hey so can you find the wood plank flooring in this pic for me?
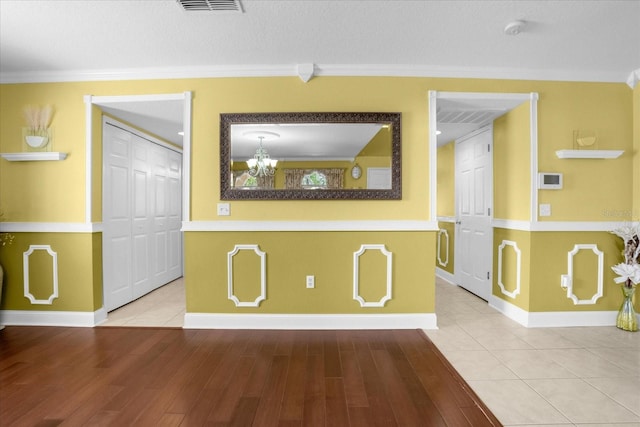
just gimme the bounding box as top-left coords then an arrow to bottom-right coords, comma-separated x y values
0,327 -> 501,426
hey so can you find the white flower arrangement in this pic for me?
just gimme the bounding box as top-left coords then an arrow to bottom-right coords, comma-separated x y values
611,222 -> 640,288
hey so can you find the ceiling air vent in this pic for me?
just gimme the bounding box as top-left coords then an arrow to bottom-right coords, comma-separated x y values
176,0 -> 243,12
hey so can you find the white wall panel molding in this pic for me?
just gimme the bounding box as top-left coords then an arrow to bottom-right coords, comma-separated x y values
0,308 -> 107,327
497,240 -> 521,299
353,245 -> 393,307
436,229 -> 449,267
0,222 -> 103,233
183,313 -> 437,330
23,245 -> 59,305
182,220 -> 437,232
1,64 -> 627,85
227,245 -> 266,307
492,219 -> 626,232
562,244 -> 604,305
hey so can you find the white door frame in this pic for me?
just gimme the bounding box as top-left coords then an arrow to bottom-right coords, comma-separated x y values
84,92 -> 192,312
428,91 -> 539,295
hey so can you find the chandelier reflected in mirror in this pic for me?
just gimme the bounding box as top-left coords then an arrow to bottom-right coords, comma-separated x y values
246,132 -> 279,177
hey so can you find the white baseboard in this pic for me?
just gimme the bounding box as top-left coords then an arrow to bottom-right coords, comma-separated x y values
489,296 -> 636,328
0,308 -> 107,327
435,267 -> 456,284
183,313 -> 438,330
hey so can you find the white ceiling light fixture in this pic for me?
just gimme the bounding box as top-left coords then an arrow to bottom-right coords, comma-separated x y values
246,132 -> 279,177
504,20 -> 526,36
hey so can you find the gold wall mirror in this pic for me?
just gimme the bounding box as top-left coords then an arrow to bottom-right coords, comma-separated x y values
220,112 -> 401,200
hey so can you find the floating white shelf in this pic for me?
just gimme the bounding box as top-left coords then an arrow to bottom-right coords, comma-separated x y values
555,150 -> 624,159
1,152 -> 68,162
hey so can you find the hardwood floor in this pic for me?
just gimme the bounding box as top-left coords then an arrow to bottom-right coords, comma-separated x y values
0,327 -> 501,426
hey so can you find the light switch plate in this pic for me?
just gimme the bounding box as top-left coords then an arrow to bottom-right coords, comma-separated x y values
217,203 -> 230,216
539,204 -> 551,217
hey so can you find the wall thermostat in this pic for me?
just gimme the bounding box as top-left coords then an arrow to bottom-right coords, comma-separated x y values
538,172 -> 563,190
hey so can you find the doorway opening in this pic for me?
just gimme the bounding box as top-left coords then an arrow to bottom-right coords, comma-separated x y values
87,92 -> 192,326
430,91 -> 537,301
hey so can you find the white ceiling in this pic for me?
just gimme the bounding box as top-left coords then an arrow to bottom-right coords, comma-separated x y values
1,0 -> 638,147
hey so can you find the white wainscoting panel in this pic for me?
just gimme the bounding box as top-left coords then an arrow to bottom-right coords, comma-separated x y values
497,240 -> 521,299
437,229 -> 449,267
23,245 -> 59,305
353,244 -> 393,307
563,244 -> 604,305
227,244 -> 266,307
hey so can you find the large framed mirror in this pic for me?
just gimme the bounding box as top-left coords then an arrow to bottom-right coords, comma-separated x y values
220,112 -> 401,200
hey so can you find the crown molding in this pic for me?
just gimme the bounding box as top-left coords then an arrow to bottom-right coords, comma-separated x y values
627,68 -> 640,89
0,64 -> 633,84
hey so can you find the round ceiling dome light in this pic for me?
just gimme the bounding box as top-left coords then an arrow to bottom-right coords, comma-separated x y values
504,20 -> 526,36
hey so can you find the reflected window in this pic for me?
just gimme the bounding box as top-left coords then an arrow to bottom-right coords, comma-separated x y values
302,171 -> 328,189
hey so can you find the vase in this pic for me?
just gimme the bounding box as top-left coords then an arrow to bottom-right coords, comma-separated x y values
616,285 -> 637,332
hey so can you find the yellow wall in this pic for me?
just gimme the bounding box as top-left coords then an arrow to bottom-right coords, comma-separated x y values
493,228 -> 531,311
0,233 -> 101,311
536,82 -> 633,221
0,76 -> 635,320
185,231 -> 434,313
494,102 -> 531,221
436,141 -> 455,217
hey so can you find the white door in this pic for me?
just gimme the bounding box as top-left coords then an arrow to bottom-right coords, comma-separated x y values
131,138 -> 152,300
103,120 -> 183,311
455,126 -> 493,301
103,124 -> 134,310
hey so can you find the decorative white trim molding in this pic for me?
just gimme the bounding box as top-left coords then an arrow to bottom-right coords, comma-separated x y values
428,91 -> 438,223
183,313 -> 438,330
437,216 -> 456,223
182,220 -> 438,232
0,222 -> 102,233
626,68 -> 640,89
562,244 -> 604,305
23,245 -> 59,305
0,308 -> 107,327
353,245 -> 393,307
0,63 -> 629,85
435,267 -> 455,284
227,245 -> 266,307
556,149 -> 624,159
497,240 -> 521,299
436,229 -> 449,267
1,152 -> 67,161
489,296 -> 630,328
492,219 -> 628,232
529,93 -> 540,223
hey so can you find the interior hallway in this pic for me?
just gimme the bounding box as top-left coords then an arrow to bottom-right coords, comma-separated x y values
101,276 -> 640,426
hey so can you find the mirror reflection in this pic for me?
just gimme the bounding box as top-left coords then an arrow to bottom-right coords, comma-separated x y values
220,112 -> 401,200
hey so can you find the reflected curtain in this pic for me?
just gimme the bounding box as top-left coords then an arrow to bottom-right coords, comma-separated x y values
284,169 -> 344,189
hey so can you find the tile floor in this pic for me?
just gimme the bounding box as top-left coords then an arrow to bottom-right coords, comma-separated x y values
100,276 -> 640,426
425,277 -> 640,427
100,277 -> 185,327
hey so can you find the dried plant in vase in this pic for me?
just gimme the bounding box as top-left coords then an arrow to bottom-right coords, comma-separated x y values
610,223 -> 640,331
23,104 -> 54,149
